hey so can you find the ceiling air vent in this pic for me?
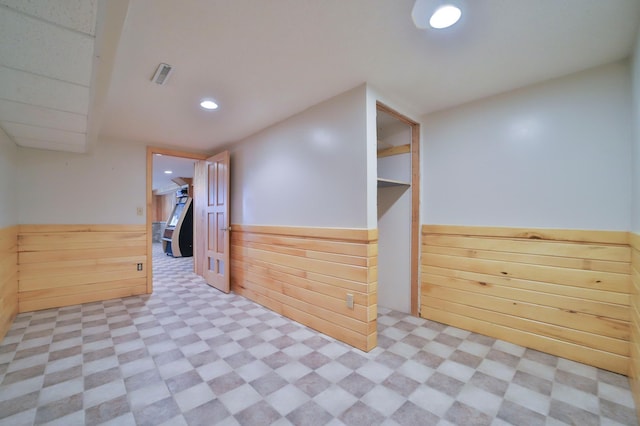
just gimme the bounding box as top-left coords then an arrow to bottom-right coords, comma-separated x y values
152,63 -> 173,85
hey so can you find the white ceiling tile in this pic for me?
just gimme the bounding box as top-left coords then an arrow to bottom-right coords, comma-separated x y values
1,121 -> 85,145
0,100 -> 87,133
0,66 -> 89,114
14,137 -> 86,153
0,7 -> 94,86
0,0 -> 97,35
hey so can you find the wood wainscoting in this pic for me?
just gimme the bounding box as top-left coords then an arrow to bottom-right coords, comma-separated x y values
421,225 -> 631,374
152,193 -> 175,223
18,225 -> 148,312
0,226 -> 18,341
230,225 -> 378,351
629,232 -> 640,417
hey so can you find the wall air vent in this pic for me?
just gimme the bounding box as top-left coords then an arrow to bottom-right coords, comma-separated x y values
152,63 -> 173,85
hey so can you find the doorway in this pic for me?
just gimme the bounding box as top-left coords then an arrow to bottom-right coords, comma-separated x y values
145,147 -> 208,293
375,103 -> 420,316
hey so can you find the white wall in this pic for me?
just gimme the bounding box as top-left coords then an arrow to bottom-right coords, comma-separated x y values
231,85 -> 370,228
17,138 -> 147,224
366,88 -> 379,229
0,128 -> 18,228
632,31 -> 640,234
422,61 -> 633,231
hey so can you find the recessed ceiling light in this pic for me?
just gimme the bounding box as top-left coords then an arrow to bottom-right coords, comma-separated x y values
200,99 -> 219,110
164,170 -> 173,174
429,4 -> 462,29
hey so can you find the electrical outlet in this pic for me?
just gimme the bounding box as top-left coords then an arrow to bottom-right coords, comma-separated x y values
346,293 -> 354,309
137,263 -> 143,271
136,207 -> 144,216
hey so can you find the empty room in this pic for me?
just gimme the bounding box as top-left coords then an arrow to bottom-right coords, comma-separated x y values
1,1 -> 640,425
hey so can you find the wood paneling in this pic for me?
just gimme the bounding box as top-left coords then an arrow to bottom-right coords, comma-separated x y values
377,144 -> 410,158
231,225 -> 378,351
152,192 -> 175,222
18,225 -> 147,312
628,232 -> 640,418
0,226 -> 18,341
421,225 -> 631,374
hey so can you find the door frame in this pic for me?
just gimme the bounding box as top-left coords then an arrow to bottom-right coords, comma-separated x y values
376,102 -> 421,317
145,146 -> 209,293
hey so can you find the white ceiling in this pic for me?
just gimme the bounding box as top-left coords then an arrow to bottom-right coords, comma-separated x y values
2,1 -> 640,155
99,0 -> 640,152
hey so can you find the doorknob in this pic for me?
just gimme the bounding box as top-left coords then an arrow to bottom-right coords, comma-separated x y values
221,226 -> 231,232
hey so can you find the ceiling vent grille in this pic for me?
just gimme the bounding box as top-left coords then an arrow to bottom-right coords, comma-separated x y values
152,63 -> 173,85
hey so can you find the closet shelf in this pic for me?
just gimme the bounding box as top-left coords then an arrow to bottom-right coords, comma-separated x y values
377,178 -> 410,188
377,144 -> 411,158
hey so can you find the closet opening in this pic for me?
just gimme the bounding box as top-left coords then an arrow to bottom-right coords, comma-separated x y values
376,102 -> 420,317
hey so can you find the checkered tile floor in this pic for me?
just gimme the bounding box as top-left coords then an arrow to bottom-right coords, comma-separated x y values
0,244 -> 637,425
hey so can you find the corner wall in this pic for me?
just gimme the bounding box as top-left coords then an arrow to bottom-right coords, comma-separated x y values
628,25 -> 640,418
0,128 -> 18,341
631,233 -> 640,414
633,34 -> 640,236
12,139 -> 149,318
420,62 -> 634,374
229,85 -> 378,350
0,226 -> 17,341
0,127 -> 18,228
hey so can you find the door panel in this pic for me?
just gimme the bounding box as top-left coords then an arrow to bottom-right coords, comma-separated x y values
195,151 -> 230,293
216,212 -> 225,251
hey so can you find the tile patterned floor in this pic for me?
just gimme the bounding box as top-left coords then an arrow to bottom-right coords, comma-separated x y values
0,244 -> 638,425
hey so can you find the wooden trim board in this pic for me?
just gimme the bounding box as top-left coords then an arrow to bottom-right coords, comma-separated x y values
232,224 -> 377,243
0,226 -> 18,342
628,232 -> 640,419
377,144 -> 410,158
421,225 -> 631,374
423,224 -> 628,245
409,116 -> 420,316
231,225 -> 378,351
